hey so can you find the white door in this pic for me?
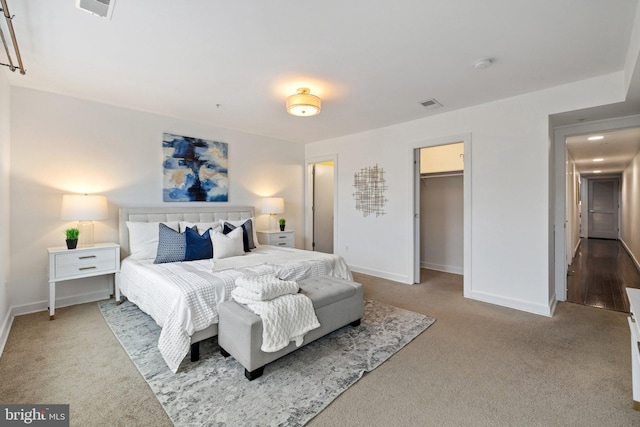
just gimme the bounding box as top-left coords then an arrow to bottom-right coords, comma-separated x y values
587,178 -> 619,239
312,162 -> 334,253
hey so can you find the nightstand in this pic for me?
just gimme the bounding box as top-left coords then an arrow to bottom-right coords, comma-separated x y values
257,230 -> 295,248
47,242 -> 120,320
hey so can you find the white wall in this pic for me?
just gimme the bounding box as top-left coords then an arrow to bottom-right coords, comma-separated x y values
622,147 -> 640,270
0,70 -> 11,349
9,87 -> 304,314
306,72 -> 625,316
565,151 -> 581,265
420,176 -> 463,274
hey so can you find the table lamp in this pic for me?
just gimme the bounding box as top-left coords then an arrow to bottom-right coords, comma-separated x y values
261,197 -> 284,231
61,194 -> 108,246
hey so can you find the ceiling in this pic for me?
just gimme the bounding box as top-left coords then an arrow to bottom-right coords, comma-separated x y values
2,0 -> 639,144
566,128 -> 640,175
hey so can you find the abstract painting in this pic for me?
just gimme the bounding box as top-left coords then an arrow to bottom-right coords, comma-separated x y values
353,164 -> 388,217
163,133 -> 229,202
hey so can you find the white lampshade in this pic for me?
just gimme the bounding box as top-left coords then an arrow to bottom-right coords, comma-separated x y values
261,197 -> 284,215
61,194 -> 108,220
286,88 -> 321,117
61,194 -> 108,247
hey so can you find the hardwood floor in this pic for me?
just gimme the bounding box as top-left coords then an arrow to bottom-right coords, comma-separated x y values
567,238 -> 640,312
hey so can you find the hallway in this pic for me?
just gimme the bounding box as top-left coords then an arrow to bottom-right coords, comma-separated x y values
567,238 -> 640,312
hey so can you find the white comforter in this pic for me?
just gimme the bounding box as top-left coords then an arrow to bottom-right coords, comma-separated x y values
118,246 -> 352,372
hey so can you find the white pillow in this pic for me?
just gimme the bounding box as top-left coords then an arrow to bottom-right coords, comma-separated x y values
126,221 -> 179,260
225,217 -> 260,247
212,227 -> 244,259
179,221 -> 222,235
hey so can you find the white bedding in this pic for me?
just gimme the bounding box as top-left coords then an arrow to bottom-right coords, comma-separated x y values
118,245 -> 352,372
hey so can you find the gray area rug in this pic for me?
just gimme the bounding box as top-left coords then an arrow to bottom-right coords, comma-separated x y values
98,299 -> 435,427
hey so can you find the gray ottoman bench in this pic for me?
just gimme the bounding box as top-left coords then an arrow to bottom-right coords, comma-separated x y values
218,275 -> 364,380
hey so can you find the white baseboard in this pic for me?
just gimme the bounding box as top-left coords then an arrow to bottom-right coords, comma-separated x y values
621,238 -> 640,274
348,265 -> 412,284
55,289 -> 111,311
573,239 -> 582,258
465,289 -> 553,317
420,261 -> 463,275
0,306 -> 12,358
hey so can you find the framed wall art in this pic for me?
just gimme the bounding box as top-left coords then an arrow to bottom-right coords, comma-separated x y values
162,132 -> 229,202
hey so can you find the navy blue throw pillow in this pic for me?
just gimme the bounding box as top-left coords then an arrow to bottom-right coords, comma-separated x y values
184,227 -> 213,261
224,222 -> 251,252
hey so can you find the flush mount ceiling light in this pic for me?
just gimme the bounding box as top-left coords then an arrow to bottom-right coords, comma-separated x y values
286,88 -> 321,117
593,158 -> 604,162
588,135 -> 604,141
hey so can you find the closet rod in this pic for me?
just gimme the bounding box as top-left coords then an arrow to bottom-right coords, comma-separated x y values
421,171 -> 464,179
0,0 -> 25,74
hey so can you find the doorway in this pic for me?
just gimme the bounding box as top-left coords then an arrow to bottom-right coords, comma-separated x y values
410,133 -> 471,294
553,116 -> 640,304
305,156 -> 337,253
418,143 -> 464,275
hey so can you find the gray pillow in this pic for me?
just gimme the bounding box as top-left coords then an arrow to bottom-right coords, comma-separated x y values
154,223 -> 186,264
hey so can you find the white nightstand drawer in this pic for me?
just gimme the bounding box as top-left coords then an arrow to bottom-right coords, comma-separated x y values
271,234 -> 293,245
257,230 -> 295,248
54,249 -> 117,279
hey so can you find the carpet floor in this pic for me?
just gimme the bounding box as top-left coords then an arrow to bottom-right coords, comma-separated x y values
97,298 -> 435,427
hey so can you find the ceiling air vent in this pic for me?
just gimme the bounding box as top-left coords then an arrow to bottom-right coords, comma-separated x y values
420,98 -> 443,110
76,0 -> 116,20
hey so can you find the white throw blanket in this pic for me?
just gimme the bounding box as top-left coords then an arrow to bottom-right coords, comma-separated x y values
234,274 -> 299,300
232,274 -> 320,352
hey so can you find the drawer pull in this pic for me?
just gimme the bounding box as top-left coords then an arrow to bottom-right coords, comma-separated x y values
278,243 -> 287,246
79,266 -> 97,271
278,236 -> 287,239
79,255 -> 97,260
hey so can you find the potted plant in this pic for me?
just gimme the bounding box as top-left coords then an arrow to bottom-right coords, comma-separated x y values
65,228 -> 80,249
278,218 -> 286,231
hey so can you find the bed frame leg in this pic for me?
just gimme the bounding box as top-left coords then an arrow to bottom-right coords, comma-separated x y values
245,367 -> 264,381
190,342 -> 200,362
350,318 -> 361,327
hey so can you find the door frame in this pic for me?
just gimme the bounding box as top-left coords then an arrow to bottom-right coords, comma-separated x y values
408,133 -> 472,295
552,114 -> 640,303
304,154 -> 338,252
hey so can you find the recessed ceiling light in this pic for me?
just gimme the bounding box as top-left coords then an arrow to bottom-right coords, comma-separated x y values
588,135 -> 604,141
593,158 -> 604,162
593,170 -> 602,173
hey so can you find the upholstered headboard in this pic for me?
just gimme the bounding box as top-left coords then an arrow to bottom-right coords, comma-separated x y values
118,206 -> 255,258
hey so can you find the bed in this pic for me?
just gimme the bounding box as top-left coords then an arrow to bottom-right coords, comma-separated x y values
116,206 -> 352,372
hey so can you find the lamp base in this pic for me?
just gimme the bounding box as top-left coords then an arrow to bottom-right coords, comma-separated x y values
78,220 -> 94,247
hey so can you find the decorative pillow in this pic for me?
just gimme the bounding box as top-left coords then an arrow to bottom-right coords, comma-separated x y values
179,221 -> 222,235
126,221 -> 180,260
154,223 -> 186,264
184,227 -> 213,261
224,219 -> 256,250
212,227 -> 244,259
223,222 -> 251,252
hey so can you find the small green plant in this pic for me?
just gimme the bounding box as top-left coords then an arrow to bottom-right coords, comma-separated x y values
65,228 -> 80,240
278,218 -> 286,226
